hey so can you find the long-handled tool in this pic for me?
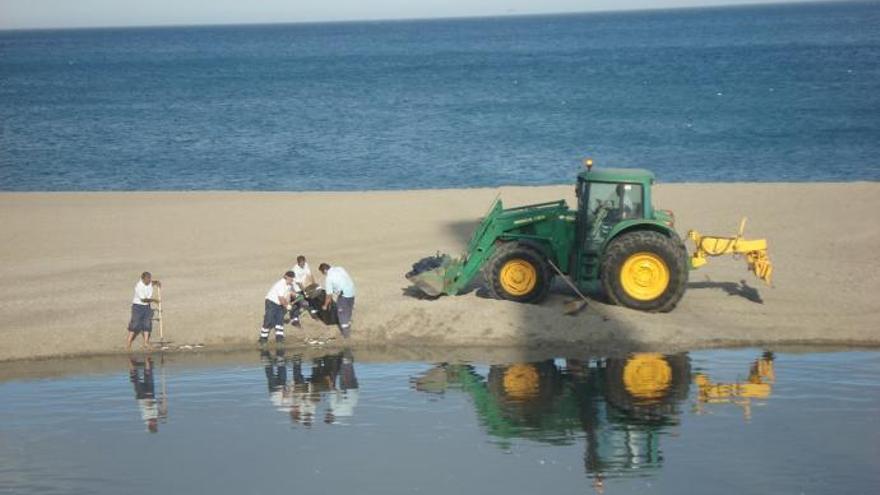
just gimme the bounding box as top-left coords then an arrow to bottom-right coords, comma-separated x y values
548,260 -> 589,315
152,285 -> 171,347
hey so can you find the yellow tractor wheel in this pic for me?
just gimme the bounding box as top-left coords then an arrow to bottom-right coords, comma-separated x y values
620,252 -> 670,301
622,353 -> 673,402
487,243 -> 551,303
502,364 -> 541,400
601,230 -> 688,312
499,259 -> 538,296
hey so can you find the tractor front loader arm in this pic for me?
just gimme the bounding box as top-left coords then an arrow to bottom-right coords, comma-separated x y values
687,218 -> 773,285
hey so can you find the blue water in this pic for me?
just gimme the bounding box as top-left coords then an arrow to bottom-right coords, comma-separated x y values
0,348 -> 879,494
1,1 -> 879,191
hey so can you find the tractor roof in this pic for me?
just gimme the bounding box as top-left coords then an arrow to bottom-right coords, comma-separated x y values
578,167 -> 656,184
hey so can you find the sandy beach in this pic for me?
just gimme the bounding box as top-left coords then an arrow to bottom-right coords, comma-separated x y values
1,182 -> 878,362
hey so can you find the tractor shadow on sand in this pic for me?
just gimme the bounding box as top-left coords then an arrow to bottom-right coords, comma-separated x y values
401,285 -> 442,300
687,279 -> 764,304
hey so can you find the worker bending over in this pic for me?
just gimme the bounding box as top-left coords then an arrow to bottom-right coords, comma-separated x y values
319,263 -> 356,338
260,271 -> 295,344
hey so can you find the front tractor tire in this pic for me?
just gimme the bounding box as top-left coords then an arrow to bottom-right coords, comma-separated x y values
486,243 -> 552,304
601,230 -> 688,312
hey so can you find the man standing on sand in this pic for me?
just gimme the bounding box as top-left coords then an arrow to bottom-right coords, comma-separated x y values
127,272 -> 160,350
260,271 -> 295,344
319,263 -> 356,338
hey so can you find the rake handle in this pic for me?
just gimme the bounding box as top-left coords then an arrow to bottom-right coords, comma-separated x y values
547,260 -> 590,303
156,285 -> 164,340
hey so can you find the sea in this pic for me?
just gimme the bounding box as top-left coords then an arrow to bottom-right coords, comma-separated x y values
1,1 -> 879,191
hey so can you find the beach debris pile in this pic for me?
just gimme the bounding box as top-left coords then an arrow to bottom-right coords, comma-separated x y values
304,336 -> 336,347
157,343 -> 205,352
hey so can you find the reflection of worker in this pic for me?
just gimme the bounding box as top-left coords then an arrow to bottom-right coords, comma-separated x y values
127,272 -> 160,351
129,356 -> 166,433
326,351 -> 359,425
289,355 -> 316,426
282,352 -> 360,427
262,349 -> 292,414
319,263 -> 356,338
290,382 -> 318,427
259,271 -> 295,344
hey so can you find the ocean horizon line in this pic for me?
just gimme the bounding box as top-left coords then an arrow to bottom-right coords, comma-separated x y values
0,0 -> 840,33
1,178 -> 876,195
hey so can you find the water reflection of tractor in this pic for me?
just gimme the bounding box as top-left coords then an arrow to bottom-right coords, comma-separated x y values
407,161 -> 773,312
694,351 -> 776,420
413,353 -> 690,483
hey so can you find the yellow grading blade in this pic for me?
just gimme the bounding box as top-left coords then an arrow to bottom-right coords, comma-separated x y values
687,217 -> 774,285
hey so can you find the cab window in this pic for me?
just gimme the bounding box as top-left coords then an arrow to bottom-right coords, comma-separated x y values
586,182 -> 644,224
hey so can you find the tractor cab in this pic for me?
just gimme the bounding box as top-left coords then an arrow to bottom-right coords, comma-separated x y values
575,167 -> 656,252
572,166 -> 671,297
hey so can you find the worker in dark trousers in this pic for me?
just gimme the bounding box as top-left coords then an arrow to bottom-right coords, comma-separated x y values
127,271 -> 160,351
262,349 -> 288,392
259,271 -> 295,344
319,263 -> 356,338
326,350 -> 360,425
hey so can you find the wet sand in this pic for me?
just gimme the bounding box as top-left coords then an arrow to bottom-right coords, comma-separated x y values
1,183 -> 879,362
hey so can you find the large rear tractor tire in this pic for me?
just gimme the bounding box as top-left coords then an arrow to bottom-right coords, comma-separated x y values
485,243 -> 552,304
601,230 -> 688,312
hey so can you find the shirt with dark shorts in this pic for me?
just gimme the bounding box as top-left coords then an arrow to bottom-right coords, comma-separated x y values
128,304 -> 153,333
262,299 -> 285,329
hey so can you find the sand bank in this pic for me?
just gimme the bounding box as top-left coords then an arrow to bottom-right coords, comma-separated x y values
1,183 -> 878,362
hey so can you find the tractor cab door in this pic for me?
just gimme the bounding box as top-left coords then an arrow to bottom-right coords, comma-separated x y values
574,180 -> 645,281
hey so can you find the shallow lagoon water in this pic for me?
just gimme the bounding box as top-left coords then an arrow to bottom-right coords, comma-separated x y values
1,348 -> 878,494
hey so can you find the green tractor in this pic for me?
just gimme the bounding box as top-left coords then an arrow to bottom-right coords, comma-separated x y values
406,160 -> 772,312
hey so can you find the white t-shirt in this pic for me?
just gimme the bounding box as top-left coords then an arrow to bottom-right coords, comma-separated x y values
132,280 -> 153,305
324,266 -> 356,298
265,278 -> 292,304
291,263 -> 312,286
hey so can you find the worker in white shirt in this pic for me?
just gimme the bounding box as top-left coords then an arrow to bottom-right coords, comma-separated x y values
291,255 -> 316,288
289,255 -> 317,324
318,263 -> 356,338
325,350 -> 359,425
260,271 -> 295,344
127,271 -> 161,351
